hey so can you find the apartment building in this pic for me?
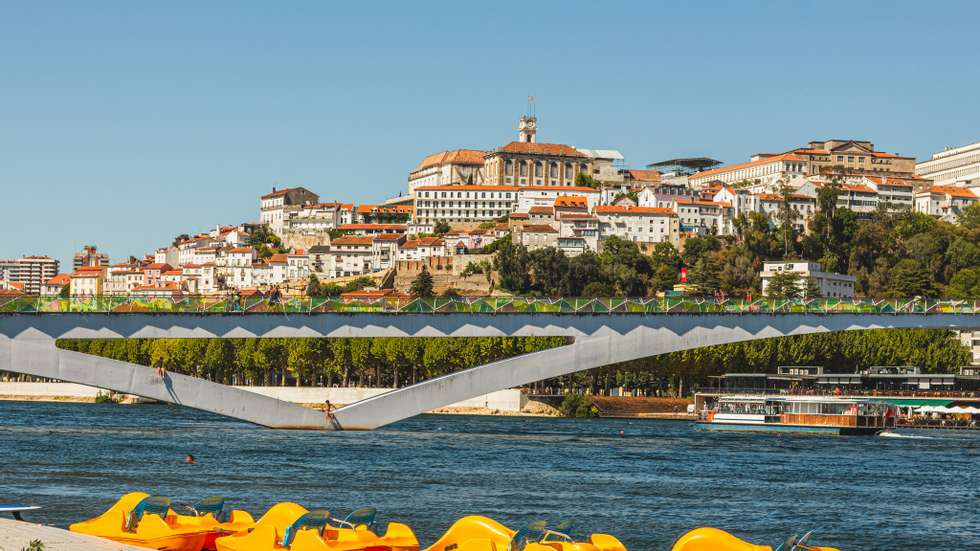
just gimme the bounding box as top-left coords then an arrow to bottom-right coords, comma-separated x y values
914,185 -> 979,222
0,256 -> 60,295
594,206 -> 680,246
73,245 -> 109,270
916,141 -> 980,188
259,186 -> 320,235
414,185 -> 519,225
689,153 -> 808,191
760,260 -> 855,299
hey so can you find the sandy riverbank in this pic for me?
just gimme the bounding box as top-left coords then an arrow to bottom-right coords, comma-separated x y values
0,518 -> 145,551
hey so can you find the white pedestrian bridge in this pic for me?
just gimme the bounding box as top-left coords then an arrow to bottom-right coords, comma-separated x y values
1,297 -> 977,430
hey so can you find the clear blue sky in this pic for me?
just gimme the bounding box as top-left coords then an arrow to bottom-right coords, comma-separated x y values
2,1 -> 979,269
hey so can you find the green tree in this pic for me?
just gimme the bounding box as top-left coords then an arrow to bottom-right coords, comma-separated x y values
528,247 -> 569,296
945,268 -> 980,299
410,267 -> 435,298
305,274 -> 321,297
887,258 -> 936,298
574,172 -> 600,188
493,236 -> 531,292
766,270 -> 802,299
433,220 -> 451,235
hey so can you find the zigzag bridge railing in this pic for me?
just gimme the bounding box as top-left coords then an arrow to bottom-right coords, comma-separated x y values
1,296 -> 979,315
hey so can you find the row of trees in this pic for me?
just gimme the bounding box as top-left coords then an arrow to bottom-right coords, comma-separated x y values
492,188 -> 980,299
556,328 -> 971,397
57,336 -> 568,388
56,328 -> 968,395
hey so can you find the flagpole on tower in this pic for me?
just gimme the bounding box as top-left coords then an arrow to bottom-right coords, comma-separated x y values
527,95 -> 534,117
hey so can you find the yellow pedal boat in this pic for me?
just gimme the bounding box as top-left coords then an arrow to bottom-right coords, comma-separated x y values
423,516 -> 627,551
214,502 -> 418,551
670,527 -> 840,551
70,492 -> 217,551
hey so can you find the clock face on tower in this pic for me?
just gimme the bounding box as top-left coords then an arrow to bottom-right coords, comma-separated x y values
525,119 -> 536,130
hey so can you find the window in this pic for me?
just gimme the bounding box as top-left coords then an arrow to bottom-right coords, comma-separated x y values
534,161 -> 543,177
505,160 -> 513,175
520,162 -> 528,177
549,162 -> 558,178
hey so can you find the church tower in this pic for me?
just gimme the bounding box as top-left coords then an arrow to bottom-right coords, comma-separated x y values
518,114 -> 537,143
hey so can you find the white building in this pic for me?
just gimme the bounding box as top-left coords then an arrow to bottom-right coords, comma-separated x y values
914,185 -> 979,222
672,199 -> 735,236
259,187 -> 320,236
414,185 -> 519,225
283,203 -> 341,235
371,234 -> 404,272
760,260 -> 855,299
689,153 -> 808,191
916,141 -> 980,188
594,206 -> 680,246
40,273 -> 70,297
515,224 -> 559,251
0,256 -> 60,296
637,181 -> 697,210
69,266 -> 106,297
408,149 -> 486,194
328,236 -> 374,278
517,185 -> 601,212
398,237 -> 446,262
556,213 -> 599,255
286,250 -> 309,281
863,176 -> 914,211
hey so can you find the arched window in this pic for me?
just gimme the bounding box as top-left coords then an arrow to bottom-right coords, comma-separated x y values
519,161 -> 528,177
505,160 -> 513,175
534,161 -> 543,177
565,162 -> 573,177
549,162 -> 558,178
580,163 -> 588,173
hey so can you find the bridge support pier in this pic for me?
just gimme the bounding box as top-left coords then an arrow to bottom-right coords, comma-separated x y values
0,330 -> 330,429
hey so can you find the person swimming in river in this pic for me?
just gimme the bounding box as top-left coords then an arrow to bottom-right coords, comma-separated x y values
184,454 -> 195,465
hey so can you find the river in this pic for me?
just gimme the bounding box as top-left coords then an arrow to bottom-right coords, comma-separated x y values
0,401 -> 977,549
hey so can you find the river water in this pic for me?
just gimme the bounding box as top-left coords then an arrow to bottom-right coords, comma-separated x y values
0,402 -> 977,550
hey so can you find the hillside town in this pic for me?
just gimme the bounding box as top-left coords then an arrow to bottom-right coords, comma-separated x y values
2,114 -> 980,304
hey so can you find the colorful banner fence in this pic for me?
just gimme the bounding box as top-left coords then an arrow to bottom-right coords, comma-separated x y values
1,296 -> 978,315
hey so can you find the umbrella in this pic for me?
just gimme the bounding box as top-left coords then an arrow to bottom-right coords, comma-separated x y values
916,405 -> 937,413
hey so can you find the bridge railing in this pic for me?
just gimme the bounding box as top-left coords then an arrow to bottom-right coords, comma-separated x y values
0,296 -> 978,315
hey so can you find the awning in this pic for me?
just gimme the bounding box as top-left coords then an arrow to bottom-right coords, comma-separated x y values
878,398 -> 955,407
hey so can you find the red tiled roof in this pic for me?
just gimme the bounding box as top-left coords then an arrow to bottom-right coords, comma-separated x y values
863,175 -> 917,188
496,142 -> 587,157
554,196 -> 588,208
225,248 -> 255,254
331,236 -> 375,246
510,213 -> 530,219
338,223 -> 409,231
46,273 -> 71,286
415,184 -> 521,192
528,206 -> 554,214
841,184 -> 877,194
373,233 -> 407,242
625,169 -> 662,182
691,153 -> 803,181
919,185 -> 979,199
519,224 -> 558,233
413,149 -> 486,172
522,185 -> 599,193
268,254 -> 289,264
594,205 -> 675,215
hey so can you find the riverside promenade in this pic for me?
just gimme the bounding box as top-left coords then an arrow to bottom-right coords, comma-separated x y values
0,519 -> 144,551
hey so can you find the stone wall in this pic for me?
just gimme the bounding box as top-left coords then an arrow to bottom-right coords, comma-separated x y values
395,254 -> 495,294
